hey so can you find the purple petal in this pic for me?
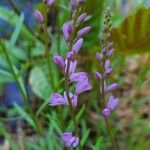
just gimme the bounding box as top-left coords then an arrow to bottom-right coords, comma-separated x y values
105,68 -> 113,75
102,47 -> 108,53
77,26 -> 91,37
62,132 -> 79,148
96,52 -> 103,61
67,51 -> 74,60
102,108 -> 111,117
95,71 -> 102,80
69,60 -> 77,74
49,93 -> 67,106
107,83 -> 118,92
70,72 -> 88,83
53,54 -> 65,70
75,81 -> 92,94
107,96 -> 119,110
70,0 -> 77,10
105,60 -> 110,70
34,10 -> 44,23
77,13 -> 87,24
107,49 -> 114,57
72,137 -> 79,147
72,38 -> 83,54
63,22 -> 73,41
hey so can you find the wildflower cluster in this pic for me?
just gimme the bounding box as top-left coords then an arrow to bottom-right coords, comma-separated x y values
49,0 -> 92,148
95,7 -> 119,117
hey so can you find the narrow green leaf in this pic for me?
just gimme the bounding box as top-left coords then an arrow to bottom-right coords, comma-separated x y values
10,13 -> 24,47
14,103 -> 36,130
67,105 -> 85,130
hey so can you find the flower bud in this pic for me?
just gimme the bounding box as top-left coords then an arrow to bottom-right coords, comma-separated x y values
107,49 -> 114,57
102,108 -> 111,117
107,83 -> 118,92
95,72 -> 102,80
105,68 -> 112,75
96,52 -> 103,61
77,26 -> 91,37
34,10 -> 44,23
62,132 -> 79,148
70,0 -> 77,10
53,54 -> 65,70
105,60 -> 110,70
67,51 -> 74,60
102,47 -> 108,53
72,38 -> 83,54
77,13 -> 87,24
62,22 -> 73,42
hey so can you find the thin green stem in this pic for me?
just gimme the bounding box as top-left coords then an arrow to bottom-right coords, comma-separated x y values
104,118 -> 118,150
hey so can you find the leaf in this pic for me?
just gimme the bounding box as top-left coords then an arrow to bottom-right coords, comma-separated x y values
0,7 -> 35,43
112,7 -> 150,54
29,67 -> 52,101
36,98 -> 49,116
0,69 -> 13,84
13,66 -> 28,99
17,61 -> 31,78
10,13 -> 24,47
14,103 -> 36,130
83,0 -> 105,48
81,129 -> 90,146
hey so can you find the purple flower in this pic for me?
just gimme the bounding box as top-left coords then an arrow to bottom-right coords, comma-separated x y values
63,92 -> 78,107
95,72 -> 102,80
102,108 -> 111,117
49,93 -> 67,106
70,72 -> 88,83
105,68 -> 113,75
47,0 -> 55,6
96,52 -> 103,61
69,60 -> 77,74
107,49 -> 114,57
75,80 -> 92,94
102,96 -> 119,117
72,38 -> 83,54
34,10 -> 44,23
105,60 -> 110,70
70,0 -> 77,10
102,47 -> 108,53
63,22 -> 73,41
77,26 -> 91,37
67,51 -> 74,60
107,96 -> 119,110
62,132 -> 79,148
77,13 -> 87,24
49,92 -> 78,107
54,54 -> 65,70
107,83 -> 118,92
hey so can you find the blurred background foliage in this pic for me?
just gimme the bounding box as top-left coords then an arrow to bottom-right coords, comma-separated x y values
0,0 -> 150,149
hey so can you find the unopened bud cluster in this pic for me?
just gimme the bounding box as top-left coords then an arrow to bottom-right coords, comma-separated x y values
95,7 -> 119,117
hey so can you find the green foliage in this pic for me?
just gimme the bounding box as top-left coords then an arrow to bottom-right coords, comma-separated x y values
29,66 -> 52,101
112,8 -> 150,54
